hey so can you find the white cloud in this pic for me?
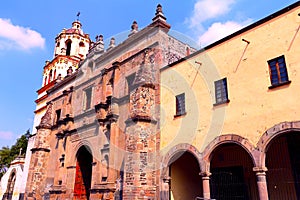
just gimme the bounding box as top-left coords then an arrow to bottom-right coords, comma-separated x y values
198,20 -> 252,46
186,0 -> 253,47
0,18 -> 45,50
189,0 -> 236,29
0,131 -> 13,140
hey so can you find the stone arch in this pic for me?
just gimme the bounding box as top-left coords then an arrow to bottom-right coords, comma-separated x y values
160,143 -> 202,179
4,168 -> 17,200
71,140 -> 94,166
202,134 -> 257,168
256,121 -> 300,168
74,145 -> 93,199
161,143 -> 203,200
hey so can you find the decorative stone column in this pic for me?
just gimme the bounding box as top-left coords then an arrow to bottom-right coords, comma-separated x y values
200,171 -> 211,199
253,167 -> 269,200
161,176 -> 171,200
123,49 -> 158,199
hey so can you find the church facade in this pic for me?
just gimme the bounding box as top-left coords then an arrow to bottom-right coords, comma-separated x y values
20,2 -> 300,200
25,4 -> 194,200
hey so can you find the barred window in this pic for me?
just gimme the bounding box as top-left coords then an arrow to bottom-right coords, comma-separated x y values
268,55 -> 290,88
214,78 -> 229,105
175,93 -> 186,116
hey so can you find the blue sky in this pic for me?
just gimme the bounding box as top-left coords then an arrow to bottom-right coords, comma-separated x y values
0,0 -> 297,148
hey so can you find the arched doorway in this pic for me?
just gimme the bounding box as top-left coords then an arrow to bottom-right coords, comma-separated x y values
266,131 -> 300,199
74,146 -> 93,200
210,143 -> 258,200
169,151 -> 203,200
3,171 -> 16,200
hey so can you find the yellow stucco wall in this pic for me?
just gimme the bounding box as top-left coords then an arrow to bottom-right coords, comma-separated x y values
160,5 -> 300,154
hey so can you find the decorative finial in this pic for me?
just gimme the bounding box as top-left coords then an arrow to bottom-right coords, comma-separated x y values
108,37 -> 115,50
131,21 -> 138,31
110,37 -> 115,45
19,148 -> 22,157
67,66 -> 73,76
96,34 -> 104,42
76,11 -> 81,21
151,4 -> 170,30
95,35 -> 104,52
156,4 -> 163,15
129,21 -> 138,37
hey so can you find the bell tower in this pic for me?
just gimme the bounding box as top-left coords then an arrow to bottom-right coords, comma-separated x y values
42,20 -> 90,88
53,20 -> 89,59
32,20 -> 91,136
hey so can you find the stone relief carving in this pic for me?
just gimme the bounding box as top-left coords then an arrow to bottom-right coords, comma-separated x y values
130,87 -> 155,119
39,103 -> 53,129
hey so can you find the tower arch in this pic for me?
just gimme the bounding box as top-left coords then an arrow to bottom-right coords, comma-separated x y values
65,39 -> 72,56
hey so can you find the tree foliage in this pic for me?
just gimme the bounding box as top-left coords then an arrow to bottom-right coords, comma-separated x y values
0,129 -> 30,179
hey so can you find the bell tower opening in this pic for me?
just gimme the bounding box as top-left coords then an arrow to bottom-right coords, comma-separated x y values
66,40 -> 72,56
74,146 -> 93,200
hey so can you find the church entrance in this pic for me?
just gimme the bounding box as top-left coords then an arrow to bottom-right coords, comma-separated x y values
266,132 -> 300,200
210,143 -> 258,200
74,146 -> 93,200
169,152 -> 203,200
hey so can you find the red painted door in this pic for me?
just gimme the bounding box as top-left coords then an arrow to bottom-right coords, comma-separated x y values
74,160 -> 87,200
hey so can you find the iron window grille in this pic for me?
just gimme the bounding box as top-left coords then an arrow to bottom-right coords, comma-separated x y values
214,78 -> 229,105
268,55 -> 290,88
175,93 -> 186,117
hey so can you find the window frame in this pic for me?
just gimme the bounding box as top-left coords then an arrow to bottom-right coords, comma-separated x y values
214,77 -> 230,106
83,87 -> 93,111
174,93 -> 186,117
268,55 -> 291,89
55,109 -> 61,123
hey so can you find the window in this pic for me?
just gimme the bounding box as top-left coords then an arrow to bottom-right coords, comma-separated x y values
175,93 -> 186,117
66,40 -> 72,56
55,109 -> 61,123
48,70 -> 52,84
268,55 -> 290,88
59,154 -> 65,167
214,78 -> 229,105
84,87 -> 92,110
79,42 -> 85,47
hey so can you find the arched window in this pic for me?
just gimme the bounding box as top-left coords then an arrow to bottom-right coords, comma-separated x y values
44,76 -> 47,86
49,70 -> 53,83
79,42 -> 85,57
53,69 -> 56,80
66,40 -> 72,56
79,42 -> 85,47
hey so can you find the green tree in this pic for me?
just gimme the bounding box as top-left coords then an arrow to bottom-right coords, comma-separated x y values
10,129 -> 30,158
0,129 -> 30,179
0,146 -> 12,177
